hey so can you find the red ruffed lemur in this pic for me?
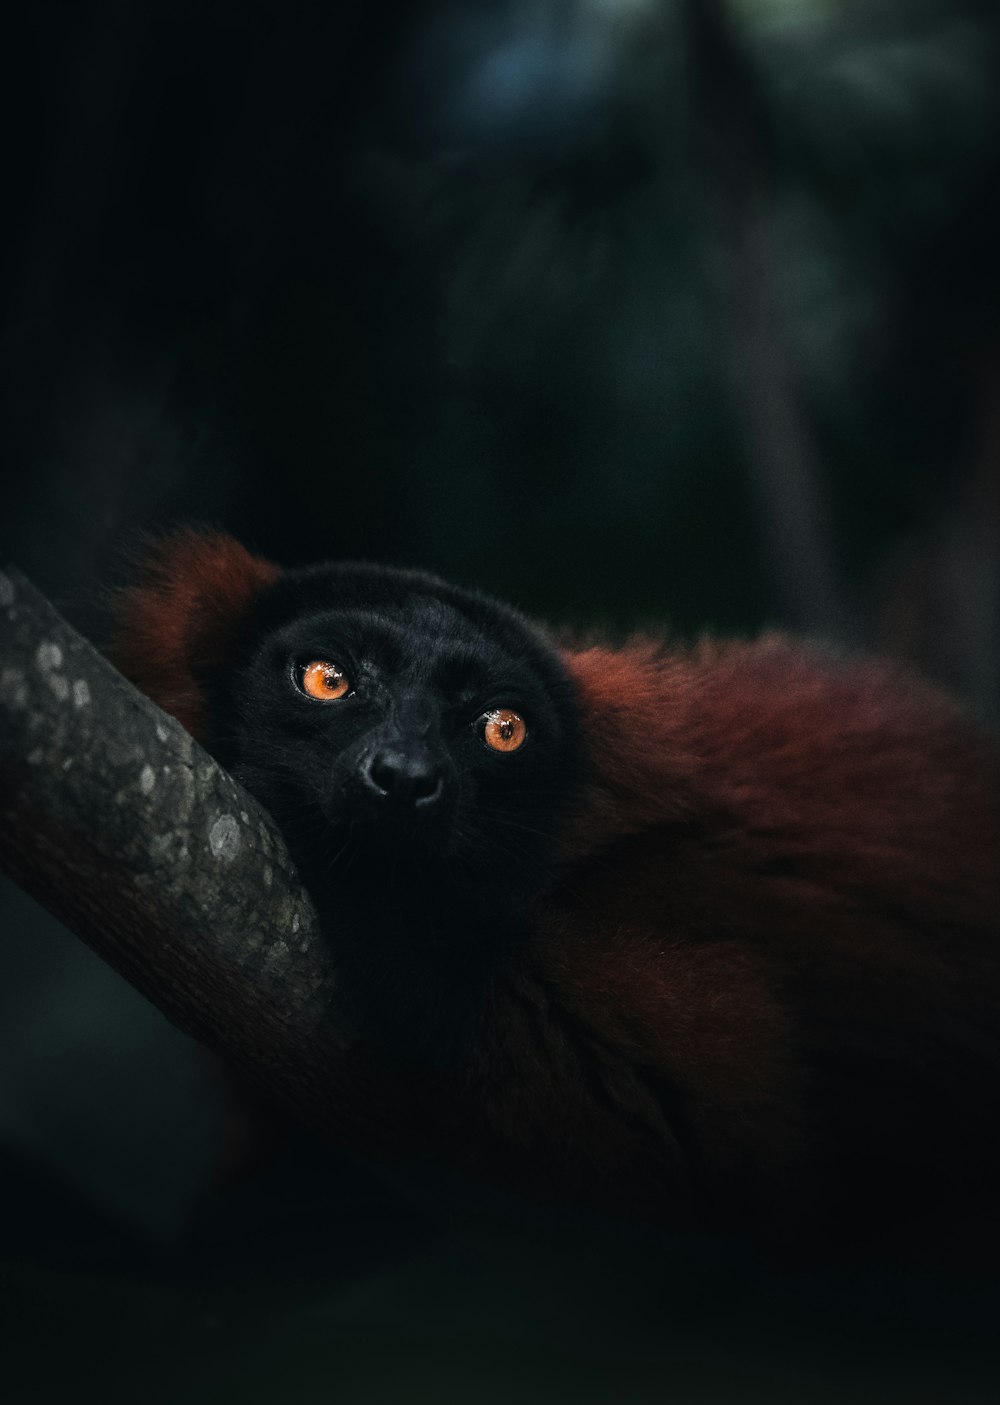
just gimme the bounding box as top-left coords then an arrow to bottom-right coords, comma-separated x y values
111,530 -> 1000,1258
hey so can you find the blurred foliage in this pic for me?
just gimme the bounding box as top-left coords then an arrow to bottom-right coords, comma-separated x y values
1,0 -> 997,681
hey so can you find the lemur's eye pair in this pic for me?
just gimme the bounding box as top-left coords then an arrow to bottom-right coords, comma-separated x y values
294,659 -> 527,752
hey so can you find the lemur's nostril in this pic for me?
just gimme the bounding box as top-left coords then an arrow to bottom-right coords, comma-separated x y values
367,748 -> 445,808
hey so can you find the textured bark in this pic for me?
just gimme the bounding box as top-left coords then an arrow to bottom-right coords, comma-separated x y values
0,563 -> 411,1152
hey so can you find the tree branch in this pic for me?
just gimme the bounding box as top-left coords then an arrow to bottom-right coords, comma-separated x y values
0,563 -> 422,1159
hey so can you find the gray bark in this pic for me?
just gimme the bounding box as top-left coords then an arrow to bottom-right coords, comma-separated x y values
0,563 -> 401,1150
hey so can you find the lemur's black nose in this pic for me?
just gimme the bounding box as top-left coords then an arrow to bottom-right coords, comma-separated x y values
365,747 -> 446,808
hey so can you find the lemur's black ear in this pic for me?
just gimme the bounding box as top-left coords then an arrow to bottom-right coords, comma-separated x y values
108,529 -> 278,737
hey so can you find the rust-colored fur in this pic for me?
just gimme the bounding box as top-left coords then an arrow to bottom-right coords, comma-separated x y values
109,529 -> 277,735
498,638 -> 1000,1243
110,533 -> 1000,1252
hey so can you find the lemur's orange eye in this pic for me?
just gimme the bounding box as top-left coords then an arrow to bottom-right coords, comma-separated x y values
483,709 -> 527,753
300,660 -> 351,700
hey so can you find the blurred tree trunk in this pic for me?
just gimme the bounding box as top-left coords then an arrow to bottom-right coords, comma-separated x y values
683,0 -> 850,639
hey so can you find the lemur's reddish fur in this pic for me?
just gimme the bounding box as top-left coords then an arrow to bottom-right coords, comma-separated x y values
110,529 -> 278,735
111,532 -> 1000,1250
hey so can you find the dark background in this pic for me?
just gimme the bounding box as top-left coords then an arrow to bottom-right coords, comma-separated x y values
2,1 -> 999,1400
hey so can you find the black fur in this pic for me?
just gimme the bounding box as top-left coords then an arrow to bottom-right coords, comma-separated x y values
201,562 -> 581,1059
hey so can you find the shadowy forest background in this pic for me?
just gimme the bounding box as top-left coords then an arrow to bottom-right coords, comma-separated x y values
2,1 -> 999,1401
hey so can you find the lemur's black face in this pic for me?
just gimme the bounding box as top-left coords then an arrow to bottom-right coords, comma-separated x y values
208,563 -> 580,912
